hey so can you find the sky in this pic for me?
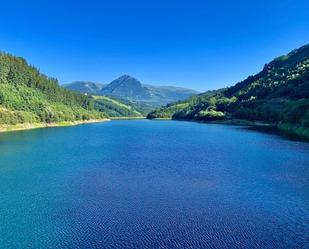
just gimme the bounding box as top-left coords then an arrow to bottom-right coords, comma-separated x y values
0,0 -> 309,91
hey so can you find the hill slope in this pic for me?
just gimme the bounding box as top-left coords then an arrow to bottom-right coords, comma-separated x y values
64,75 -> 199,106
63,81 -> 105,94
92,95 -> 145,117
0,52 -> 108,128
148,44 -> 309,138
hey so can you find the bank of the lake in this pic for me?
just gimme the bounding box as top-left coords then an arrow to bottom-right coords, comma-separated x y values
152,117 -> 309,141
110,116 -> 145,120
211,120 -> 309,141
0,118 -> 110,133
278,123 -> 309,139
213,119 -> 309,140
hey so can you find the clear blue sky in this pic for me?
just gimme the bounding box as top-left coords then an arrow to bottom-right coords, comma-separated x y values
1,0 -> 308,91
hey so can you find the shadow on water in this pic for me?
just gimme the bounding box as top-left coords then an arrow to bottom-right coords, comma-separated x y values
169,118 -> 309,143
238,125 -> 309,143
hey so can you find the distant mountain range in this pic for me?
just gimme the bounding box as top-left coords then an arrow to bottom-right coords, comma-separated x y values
63,75 -> 199,106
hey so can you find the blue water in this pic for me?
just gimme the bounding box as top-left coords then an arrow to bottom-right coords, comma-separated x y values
0,120 -> 308,249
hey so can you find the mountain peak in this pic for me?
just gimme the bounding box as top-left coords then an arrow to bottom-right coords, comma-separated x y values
101,75 -> 145,99
117,74 -> 136,80
112,75 -> 142,87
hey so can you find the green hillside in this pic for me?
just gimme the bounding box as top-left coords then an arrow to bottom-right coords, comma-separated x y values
92,95 -> 144,117
0,52 -> 108,127
148,44 -> 309,138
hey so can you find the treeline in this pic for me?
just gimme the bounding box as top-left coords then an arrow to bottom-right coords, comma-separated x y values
0,52 -> 107,125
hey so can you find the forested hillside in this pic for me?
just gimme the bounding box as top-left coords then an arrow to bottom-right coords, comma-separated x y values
92,96 -> 145,117
148,44 -> 309,137
0,52 -> 107,126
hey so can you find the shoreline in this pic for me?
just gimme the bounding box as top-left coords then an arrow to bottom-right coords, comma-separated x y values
2,117 -> 308,141
205,119 -> 276,127
204,119 -> 309,140
278,123 -> 309,140
110,116 -> 145,120
150,117 -> 309,141
151,117 -> 274,126
151,118 -> 172,120
0,118 -> 110,133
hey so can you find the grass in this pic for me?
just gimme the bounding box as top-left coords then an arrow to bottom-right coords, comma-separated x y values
93,96 -> 134,110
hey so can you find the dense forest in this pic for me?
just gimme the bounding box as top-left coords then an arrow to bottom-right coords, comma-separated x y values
0,52 -> 108,126
147,44 -> 309,137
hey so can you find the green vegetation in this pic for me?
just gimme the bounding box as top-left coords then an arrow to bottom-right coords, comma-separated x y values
278,123 -> 309,139
147,102 -> 190,119
148,44 -> 309,138
92,95 -> 144,117
147,89 -> 225,119
0,52 -> 108,127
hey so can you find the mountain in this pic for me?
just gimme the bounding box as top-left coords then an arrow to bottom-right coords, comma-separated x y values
148,44 -> 309,138
63,81 -> 105,94
64,75 -> 199,106
60,80 -> 151,117
0,52 -> 107,128
101,75 -> 150,101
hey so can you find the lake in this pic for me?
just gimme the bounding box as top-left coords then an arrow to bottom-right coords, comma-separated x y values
0,120 -> 308,248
